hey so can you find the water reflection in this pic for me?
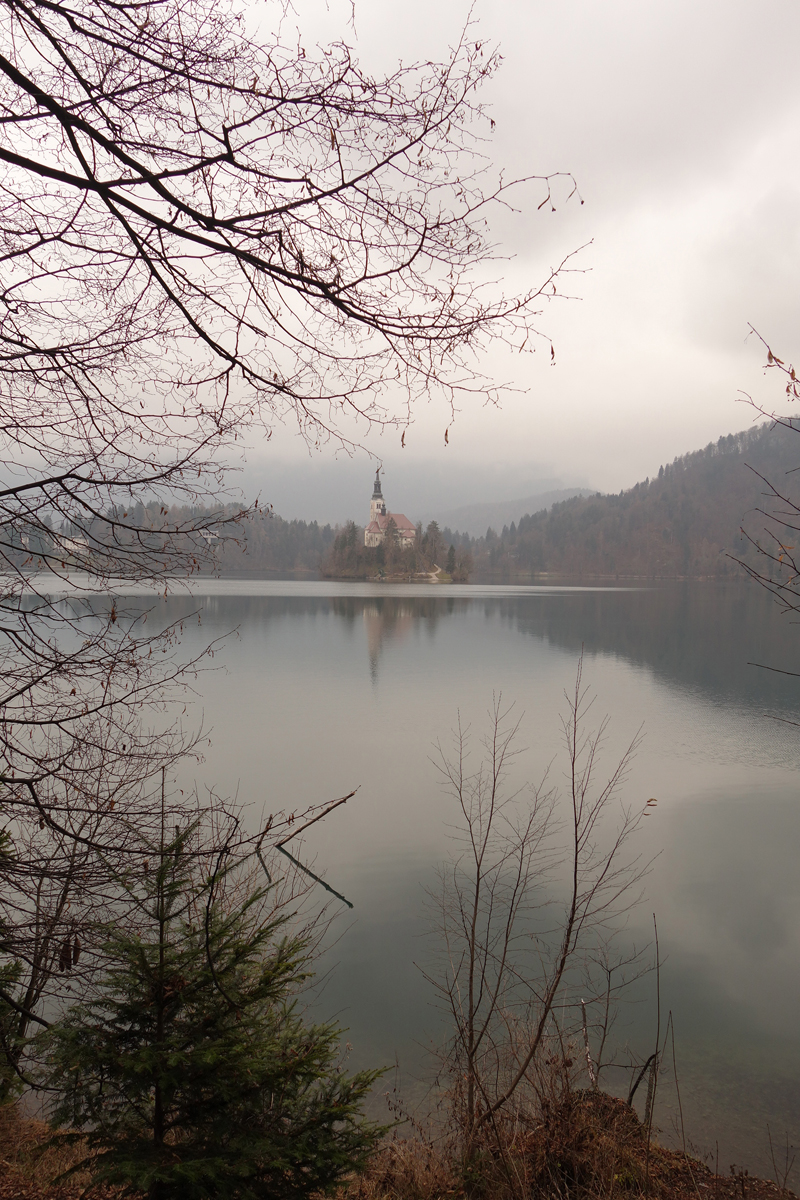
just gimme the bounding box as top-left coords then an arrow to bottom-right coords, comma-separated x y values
133,581 -> 800,1179
625,782 -> 800,1170
339,597 -> 461,682
506,583 -> 800,711
163,582 -> 800,713
361,602 -> 412,683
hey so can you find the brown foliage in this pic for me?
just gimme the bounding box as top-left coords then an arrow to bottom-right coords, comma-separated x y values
0,1104 -> 118,1198
344,1091 -> 797,1200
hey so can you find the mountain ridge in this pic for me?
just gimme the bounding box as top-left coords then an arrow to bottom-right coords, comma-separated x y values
433,487 -> 596,537
457,421 -> 798,579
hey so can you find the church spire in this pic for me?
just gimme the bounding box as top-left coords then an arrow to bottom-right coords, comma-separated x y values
369,468 -> 386,524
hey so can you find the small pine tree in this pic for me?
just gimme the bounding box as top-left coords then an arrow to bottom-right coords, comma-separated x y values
37,827 -> 384,1199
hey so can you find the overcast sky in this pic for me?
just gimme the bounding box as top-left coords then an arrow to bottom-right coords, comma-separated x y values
239,0 -> 800,523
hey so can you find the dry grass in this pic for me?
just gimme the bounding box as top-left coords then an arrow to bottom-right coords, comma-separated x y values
343,1091 -> 653,1200
0,1105 -> 120,1199
342,1092 -> 798,1200
344,1135 -> 460,1200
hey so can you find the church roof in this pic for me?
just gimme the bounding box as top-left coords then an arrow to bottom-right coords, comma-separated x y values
367,513 -> 415,535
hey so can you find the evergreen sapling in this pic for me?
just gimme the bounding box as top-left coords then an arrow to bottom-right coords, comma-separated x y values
37,825 -> 384,1199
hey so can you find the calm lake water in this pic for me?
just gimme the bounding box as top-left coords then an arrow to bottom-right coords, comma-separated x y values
93,580 -> 800,1178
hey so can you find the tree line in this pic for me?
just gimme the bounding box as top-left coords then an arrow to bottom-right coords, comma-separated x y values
313,423 -> 800,583
6,503 -> 335,577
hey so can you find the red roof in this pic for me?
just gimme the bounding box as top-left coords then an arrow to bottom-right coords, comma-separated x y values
368,513 -> 416,535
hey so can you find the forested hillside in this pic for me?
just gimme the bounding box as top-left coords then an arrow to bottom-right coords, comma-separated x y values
457,421 -> 800,580
177,422 -> 800,580
212,509 -> 335,573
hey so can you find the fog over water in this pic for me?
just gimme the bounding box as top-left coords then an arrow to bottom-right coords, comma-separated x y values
87,577 -> 800,1184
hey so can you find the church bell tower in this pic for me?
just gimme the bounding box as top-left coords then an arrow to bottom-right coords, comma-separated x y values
370,469 -> 387,522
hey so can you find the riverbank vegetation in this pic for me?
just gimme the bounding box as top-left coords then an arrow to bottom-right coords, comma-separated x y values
343,1102 -> 795,1200
34,822 -> 382,1200
12,672 -> 789,1200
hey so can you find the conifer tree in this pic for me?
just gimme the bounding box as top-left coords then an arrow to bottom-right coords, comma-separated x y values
37,827 -> 384,1200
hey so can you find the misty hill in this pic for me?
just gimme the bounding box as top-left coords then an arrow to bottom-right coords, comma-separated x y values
436,487 -> 595,537
463,422 -> 799,579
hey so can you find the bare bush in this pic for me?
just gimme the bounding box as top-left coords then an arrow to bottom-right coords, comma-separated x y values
425,658 -> 650,1168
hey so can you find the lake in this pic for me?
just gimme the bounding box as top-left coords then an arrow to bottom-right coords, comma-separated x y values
98,579 -> 800,1180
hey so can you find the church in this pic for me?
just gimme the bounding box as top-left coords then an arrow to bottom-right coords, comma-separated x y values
364,470 -> 416,548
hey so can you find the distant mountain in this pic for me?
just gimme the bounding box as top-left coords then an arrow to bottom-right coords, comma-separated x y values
437,487 -> 596,537
464,421 -> 800,579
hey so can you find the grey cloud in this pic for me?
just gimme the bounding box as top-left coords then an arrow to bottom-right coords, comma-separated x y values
687,184 -> 800,353
246,0 -> 800,501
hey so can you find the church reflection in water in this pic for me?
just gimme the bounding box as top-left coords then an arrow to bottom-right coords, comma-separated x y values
329,595 -> 462,682
362,601 -> 414,682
